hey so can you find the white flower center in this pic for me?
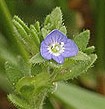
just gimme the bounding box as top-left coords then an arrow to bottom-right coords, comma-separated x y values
48,42 -> 65,56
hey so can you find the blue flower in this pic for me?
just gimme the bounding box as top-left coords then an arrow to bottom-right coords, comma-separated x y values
40,29 -> 78,64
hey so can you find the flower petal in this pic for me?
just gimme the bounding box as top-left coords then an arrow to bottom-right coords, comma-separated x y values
44,29 -> 67,44
40,41 -> 52,60
53,30 -> 67,43
41,41 -> 48,48
52,55 -> 64,64
62,39 -> 78,57
40,50 -> 52,60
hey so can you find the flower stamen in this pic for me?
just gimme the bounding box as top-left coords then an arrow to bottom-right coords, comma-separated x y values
48,42 -> 65,56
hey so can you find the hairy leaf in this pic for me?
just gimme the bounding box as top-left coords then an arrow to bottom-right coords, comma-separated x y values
74,30 -> 90,51
8,94 -> 30,109
5,57 -> 31,86
29,53 -> 46,64
54,54 -> 97,81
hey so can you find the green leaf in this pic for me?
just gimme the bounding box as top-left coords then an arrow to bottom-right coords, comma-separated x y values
54,82 -> 105,109
42,7 -> 65,33
74,30 -> 90,51
8,90 -> 47,109
48,61 -> 62,69
0,74 -> 12,93
54,54 -> 97,81
31,64 -> 42,76
50,7 -> 62,29
13,16 -> 30,34
15,72 -> 51,108
41,28 -> 50,39
13,17 -> 39,54
8,72 -> 51,109
34,21 -> 40,32
5,57 -> 31,86
13,19 -> 28,37
17,56 -> 31,76
5,61 -> 24,86
8,94 -> 31,109
44,7 -> 62,29
15,76 -> 34,93
84,46 -> 95,54
59,26 -> 67,35
29,53 -> 46,64
44,15 -> 51,26
15,72 -> 50,94
13,20 -> 31,52
71,51 -> 90,61
30,24 -> 40,46
42,7 -> 67,39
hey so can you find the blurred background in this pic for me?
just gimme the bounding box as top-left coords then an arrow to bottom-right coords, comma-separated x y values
0,0 -> 105,109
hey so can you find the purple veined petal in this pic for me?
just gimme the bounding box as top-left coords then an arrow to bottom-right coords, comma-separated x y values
44,30 -> 59,44
44,36 -> 53,45
52,55 -> 64,64
40,50 -> 52,60
62,39 -> 78,57
40,41 -> 49,53
44,29 -> 67,44
40,41 -> 52,60
49,30 -> 60,42
52,29 -> 67,43
41,41 -> 48,48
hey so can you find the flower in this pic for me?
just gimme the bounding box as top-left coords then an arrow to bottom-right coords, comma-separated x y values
40,29 -> 78,64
